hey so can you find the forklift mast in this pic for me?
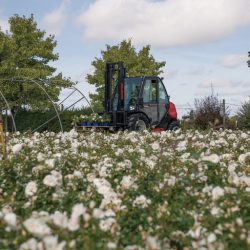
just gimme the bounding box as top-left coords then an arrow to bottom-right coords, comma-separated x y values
104,62 -> 126,112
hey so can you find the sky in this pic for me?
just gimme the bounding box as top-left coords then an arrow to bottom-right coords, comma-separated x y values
0,0 -> 250,117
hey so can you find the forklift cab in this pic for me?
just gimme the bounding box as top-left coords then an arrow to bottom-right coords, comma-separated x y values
113,76 -> 170,125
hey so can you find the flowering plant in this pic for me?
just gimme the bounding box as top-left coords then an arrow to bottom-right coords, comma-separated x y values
1,129 -> 250,249
73,113 -> 111,125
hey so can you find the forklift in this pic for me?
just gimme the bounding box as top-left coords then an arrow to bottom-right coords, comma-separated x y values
77,62 -> 180,131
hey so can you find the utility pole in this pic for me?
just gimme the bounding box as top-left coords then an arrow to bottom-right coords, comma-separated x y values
222,99 -> 226,129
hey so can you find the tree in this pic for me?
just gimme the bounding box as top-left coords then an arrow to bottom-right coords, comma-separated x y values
0,14 -> 72,111
237,100 -> 250,129
86,40 -> 166,110
194,95 -> 224,129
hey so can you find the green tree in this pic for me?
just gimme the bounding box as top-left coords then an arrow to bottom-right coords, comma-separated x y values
86,40 -> 166,110
237,100 -> 250,129
0,14 -> 72,111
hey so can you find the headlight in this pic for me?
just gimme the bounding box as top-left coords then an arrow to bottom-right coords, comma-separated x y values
129,105 -> 135,111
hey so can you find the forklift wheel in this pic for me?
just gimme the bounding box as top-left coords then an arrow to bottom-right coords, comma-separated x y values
168,120 -> 180,131
128,114 -> 149,131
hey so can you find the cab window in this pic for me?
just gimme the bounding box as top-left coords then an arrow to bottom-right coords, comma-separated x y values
143,79 -> 157,103
158,80 -> 169,104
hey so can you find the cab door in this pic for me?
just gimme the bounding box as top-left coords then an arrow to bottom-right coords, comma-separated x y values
158,78 -> 170,121
141,77 -> 159,124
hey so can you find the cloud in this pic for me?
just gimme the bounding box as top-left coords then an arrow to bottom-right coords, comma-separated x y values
188,67 -> 205,75
164,70 -> 178,79
77,0 -> 250,47
198,79 -> 241,89
218,90 -> 250,97
0,18 -> 8,32
221,54 -> 248,68
42,0 -> 70,36
0,10 -> 8,32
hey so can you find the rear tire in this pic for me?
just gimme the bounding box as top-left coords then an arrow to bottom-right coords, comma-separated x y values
127,113 -> 149,131
168,120 -> 180,131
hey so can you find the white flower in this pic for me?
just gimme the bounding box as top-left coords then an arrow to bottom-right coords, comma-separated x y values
73,170 -> 83,178
20,238 -> 38,250
99,217 -> 116,232
188,225 -> 202,239
43,171 -> 62,187
228,162 -> 237,173
93,178 -> 112,195
43,235 -> 66,250
236,218 -> 243,226
241,132 -> 248,139
37,152 -> 45,162
238,153 -> 250,164
222,154 -> 233,160
43,175 -> 58,187
50,211 -> 68,229
115,148 -> 123,156
167,176 -> 176,186
124,245 -> 144,250
23,218 -> 51,238
93,178 -> 122,209
151,142 -> 160,151
4,212 -> 17,229
211,186 -> 224,201
146,236 -> 160,250
180,152 -> 190,162
12,144 -> 23,154
68,204 -> 86,231
207,233 -> 217,243
25,181 -> 37,197
176,140 -> 187,152
145,158 -> 156,169
240,176 -> 250,187
211,206 -> 222,216
133,195 -> 151,208
107,242 -> 117,249
45,158 -> 55,169
120,176 -> 135,189
201,154 -> 220,164
93,208 -> 103,219
228,134 -> 237,141
71,204 -> 86,219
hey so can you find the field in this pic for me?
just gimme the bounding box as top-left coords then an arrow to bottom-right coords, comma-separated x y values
0,129 -> 250,250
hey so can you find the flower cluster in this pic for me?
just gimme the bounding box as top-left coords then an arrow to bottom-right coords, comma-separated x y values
0,129 -> 250,249
73,113 -> 111,125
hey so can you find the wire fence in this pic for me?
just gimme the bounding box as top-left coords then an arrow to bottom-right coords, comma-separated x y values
175,101 -> 244,116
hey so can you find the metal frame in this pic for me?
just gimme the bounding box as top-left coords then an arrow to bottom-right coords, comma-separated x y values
0,88 -> 17,132
0,78 -> 93,133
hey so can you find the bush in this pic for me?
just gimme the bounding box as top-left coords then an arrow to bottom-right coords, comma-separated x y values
237,100 -> 250,129
5,107 -> 94,133
181,111 -> 195,130
194,95 -> 223,129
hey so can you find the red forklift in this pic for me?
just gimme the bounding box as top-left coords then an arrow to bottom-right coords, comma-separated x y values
77,62 -> 180,131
